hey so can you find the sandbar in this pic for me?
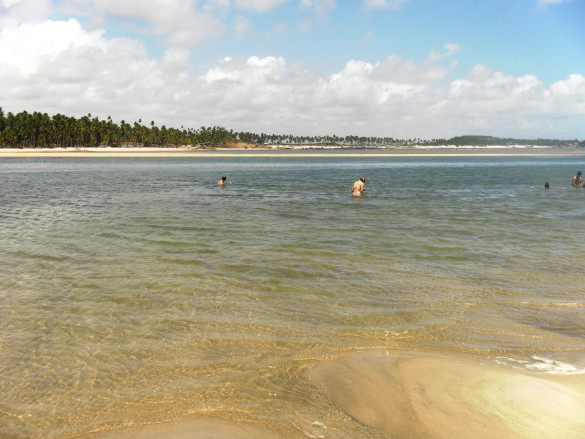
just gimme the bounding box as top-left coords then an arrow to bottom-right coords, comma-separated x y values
84,415 -> 297,439
82,351 -> 585,439
1,147 -> 584,158
309,351 -> 585,439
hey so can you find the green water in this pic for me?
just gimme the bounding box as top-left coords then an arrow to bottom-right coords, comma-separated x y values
1,150 -> 585,438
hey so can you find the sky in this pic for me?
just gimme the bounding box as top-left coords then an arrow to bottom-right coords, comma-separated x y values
0,0 -> 584,140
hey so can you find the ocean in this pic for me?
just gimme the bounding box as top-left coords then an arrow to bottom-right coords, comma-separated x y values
1,149 -> 585,438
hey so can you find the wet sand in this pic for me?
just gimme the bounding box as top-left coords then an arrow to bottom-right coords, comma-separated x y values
84,351 -> 585,439
310,352 -> 585,439
85,416 -> 297,439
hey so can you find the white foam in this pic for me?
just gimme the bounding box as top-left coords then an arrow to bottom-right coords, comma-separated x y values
495,356 -> 585,375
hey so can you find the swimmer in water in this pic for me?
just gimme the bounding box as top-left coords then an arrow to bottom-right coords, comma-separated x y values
530,182 -> 551,189
572,171 -> 582,187
218,176 -> 226,186
352,177 -> 366,196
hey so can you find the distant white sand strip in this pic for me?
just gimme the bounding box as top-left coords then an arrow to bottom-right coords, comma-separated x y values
0,147 -> 584,158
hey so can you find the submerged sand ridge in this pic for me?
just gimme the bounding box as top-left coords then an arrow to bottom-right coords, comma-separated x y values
87,416 -> 297,439
309,352 -> 585,439
87,352 -> 585,439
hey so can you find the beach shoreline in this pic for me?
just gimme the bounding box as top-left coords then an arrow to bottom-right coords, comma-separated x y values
1,146 -> 584,158
81,350 -> 585,439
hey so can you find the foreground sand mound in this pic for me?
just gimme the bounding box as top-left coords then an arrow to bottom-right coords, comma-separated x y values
89,416 -> 296,439
310,352 -> 585,439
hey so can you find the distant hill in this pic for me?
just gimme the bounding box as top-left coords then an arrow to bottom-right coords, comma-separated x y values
446,135 -> 583,147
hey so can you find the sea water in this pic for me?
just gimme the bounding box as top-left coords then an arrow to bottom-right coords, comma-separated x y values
1,150 -> 585,438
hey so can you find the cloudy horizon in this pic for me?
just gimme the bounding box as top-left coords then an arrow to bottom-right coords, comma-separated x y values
1,0 -> 584,140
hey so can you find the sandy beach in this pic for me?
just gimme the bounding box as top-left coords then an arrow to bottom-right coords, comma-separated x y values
0,147 -> 206,157
1,146 -> 584,158
310,352 -> 585,439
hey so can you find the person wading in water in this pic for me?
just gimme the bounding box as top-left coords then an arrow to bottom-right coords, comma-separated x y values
352,177 -> 366,196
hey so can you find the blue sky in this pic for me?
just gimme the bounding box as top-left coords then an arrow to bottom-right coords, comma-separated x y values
198,1 -> 583,85
1,0 -> 584,140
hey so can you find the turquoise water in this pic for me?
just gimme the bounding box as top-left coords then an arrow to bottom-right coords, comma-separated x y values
1,150 -> 585,438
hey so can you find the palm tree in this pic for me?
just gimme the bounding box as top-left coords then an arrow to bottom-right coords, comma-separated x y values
0,107 -> 6,143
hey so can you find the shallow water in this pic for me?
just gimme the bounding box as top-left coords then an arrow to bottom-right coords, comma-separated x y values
1,150 -> 585,438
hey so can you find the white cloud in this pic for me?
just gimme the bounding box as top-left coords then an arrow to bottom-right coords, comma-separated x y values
57,0 -> 223,49
364,0 -> 411,10
428,43 -> 462,61
0,19 -> 119,78
203,55 -> 287,86
0,18 -> 156,117
300,0 -> 335,16
360,30 -> 374,43
1,18 -> 584,139
548,74 -> 585,116
444,66 -> 585,135
537,0 -> 574,8
0,0 -> 53,25
203,0 -> 231,9
233,0 -> 290,12
234,16 -> 253,39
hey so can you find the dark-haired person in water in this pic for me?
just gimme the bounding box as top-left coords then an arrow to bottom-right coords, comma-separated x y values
218,176 -> 227,186
352,177 -> 366,196
572,171 -> 583,187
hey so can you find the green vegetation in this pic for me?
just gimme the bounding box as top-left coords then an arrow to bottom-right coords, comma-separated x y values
0,108 -> 235,148
0,108 -> 582,148
447,135 -> 582,148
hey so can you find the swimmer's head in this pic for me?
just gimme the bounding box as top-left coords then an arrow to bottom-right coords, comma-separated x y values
578,171 -> 582,176
222,176 -> 226,181
545,182 -> 549,188
360,177 -> 366,182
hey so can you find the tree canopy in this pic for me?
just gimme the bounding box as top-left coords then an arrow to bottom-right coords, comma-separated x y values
0,108 -> 582,149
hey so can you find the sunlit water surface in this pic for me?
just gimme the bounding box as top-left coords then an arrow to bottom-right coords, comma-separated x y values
1,150 -> 585,438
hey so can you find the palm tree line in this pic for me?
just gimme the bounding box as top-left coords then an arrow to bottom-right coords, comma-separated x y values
0,108 -> 437,148
0,109 -> 228,148
3,108 -> 579,148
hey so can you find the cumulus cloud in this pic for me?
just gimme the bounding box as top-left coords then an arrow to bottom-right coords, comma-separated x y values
1,17 -> 584,139
0,0 -> 53,25
0,18 -> 155,116
57,0 -> 223,49
203,55 -> 287,84
444,66 -> 585,135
